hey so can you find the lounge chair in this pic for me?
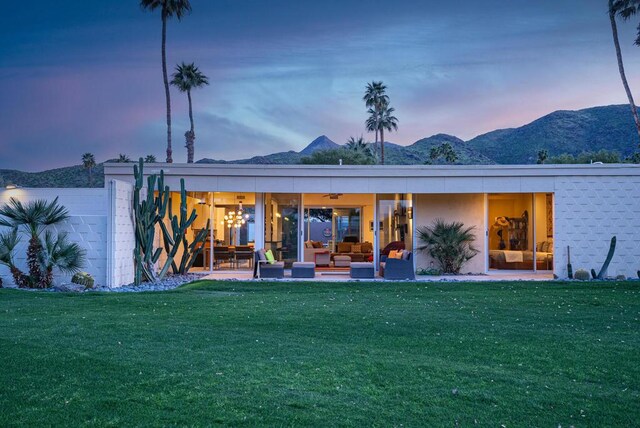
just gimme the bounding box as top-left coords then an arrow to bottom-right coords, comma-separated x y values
380,251 -> 415,280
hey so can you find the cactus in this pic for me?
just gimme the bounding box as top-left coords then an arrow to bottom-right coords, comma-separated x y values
637,270 -> 640,279
71,272 -> 94,288
159,178 -> 210,275
574,269 -> 590,281
133,158 -> 171,285
591,236 -> 616,280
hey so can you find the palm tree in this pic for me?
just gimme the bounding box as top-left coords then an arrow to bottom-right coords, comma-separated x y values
0,197 -> 70,288
140,0 -> 192,163
377,103 -> 399,165
117,154 -> 131,163
145,154 -> 157,163
81,152 -> 96,186
363,81 -> 389,161
417,219 -> 478,274
39,231 -> 86,287
609,0 -> 640,143
346,135 -> 368,152
170,62 -> 209,163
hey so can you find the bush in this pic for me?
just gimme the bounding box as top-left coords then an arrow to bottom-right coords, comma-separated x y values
574,269 -> 590,281
72,272 -> 94,289
301,148 -> 376,165
417,219 -> 478,274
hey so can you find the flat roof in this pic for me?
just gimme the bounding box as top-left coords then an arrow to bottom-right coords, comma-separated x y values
105,162 -> 640,178
103,163 -> 640,194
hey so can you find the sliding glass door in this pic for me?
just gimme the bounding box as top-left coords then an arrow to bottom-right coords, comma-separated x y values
264,193 -> 300,268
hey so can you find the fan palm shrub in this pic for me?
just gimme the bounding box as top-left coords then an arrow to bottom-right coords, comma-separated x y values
417,219 -> 478,274
0,197 -> 84,288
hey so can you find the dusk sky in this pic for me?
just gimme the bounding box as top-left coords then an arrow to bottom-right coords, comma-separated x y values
1,0 -> 639,171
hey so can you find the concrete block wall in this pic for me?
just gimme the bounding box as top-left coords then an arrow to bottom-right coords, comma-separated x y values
0,188 -> 108,286
554,176 -> 640,278
106,179 -> 135,287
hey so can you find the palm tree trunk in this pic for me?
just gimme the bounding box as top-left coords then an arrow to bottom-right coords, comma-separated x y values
161,13 -> 173,163
88,168 -> 92,186
380,128 -> 385,165
609,0 -> 640,144
374,129 -> 379,161
187,90 -> 195,163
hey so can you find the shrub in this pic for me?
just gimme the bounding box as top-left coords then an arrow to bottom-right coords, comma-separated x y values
417,219 -> 478,274
72,272 -> 95,289
574,269 -> 590,281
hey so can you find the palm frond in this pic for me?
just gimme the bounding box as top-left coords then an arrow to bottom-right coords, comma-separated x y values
39,231 -> 86,275
0,228 -> 20,267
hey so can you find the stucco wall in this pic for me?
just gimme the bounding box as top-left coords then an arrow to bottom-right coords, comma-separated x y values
414,194 -> 486,274
554,175 -> 640,278
0,188 -> 108,286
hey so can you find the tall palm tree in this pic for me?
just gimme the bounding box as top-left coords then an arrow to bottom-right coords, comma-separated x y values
609,0 -> 640,143
145,154 -> 157,163
377,104 -> 399,165
363,81 -> 389,161
0,197 -> 70,288
140,0 -> 192,163
170,62 -> 209,163
81,152 -> 96,186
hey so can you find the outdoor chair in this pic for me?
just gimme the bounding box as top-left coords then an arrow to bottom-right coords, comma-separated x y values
380,251 -> 415,280
254,250 -> 285,279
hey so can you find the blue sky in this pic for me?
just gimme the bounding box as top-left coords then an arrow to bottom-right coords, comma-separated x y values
0,0 -> 639,170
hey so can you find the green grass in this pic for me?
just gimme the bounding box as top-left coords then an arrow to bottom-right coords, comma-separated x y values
1,281 -> 639,426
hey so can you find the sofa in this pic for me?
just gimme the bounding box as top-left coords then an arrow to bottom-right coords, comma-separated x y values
303,240 -> 331,264
331,241 -> 374,263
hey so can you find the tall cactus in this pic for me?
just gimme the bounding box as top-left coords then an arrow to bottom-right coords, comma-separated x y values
132,158 -> 172,285
159,178 -> 210,275
591,236 -> 616,280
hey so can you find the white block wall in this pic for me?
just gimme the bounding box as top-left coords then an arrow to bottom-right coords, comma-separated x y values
106,179 -> 135,287
0,188 -> 108,286
554,176 -> 640,278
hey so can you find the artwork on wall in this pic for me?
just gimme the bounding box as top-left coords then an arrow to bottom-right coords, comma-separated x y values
546,193 -> 553,238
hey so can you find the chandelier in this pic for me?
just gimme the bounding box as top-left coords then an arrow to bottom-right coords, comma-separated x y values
223,202 -> 250,229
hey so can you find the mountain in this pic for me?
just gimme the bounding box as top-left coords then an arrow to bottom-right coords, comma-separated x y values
197,135 -> 339,165
3,104 -> 638,188
0,164 -> 105,188
299,135 -> 340,155
386,134 -> 494,165
466,104 -> 639,164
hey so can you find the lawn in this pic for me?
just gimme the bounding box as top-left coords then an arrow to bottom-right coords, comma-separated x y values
1,280 -> 639,426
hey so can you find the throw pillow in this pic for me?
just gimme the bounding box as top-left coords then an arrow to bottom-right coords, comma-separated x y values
361,242 -> 373,253
401,250 -> 411,260
337,242 -> 352,253
536,242 -> 544,252
389,250 -> 399,259
312,241 -> 323,249
265,249 -> 276,264
351,244 -> 362,253
257,249 -> 267,261
541,242 -> 549,253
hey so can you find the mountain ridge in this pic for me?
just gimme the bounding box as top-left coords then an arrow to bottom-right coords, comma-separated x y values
2,104 -> 637,187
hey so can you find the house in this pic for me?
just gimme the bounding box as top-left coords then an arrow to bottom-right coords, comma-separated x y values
2,163 -> 639,286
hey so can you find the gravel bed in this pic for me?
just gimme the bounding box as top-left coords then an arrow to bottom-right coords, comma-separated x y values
90,273 -> 208,292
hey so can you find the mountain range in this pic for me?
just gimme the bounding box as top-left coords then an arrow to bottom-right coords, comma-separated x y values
1,104 -> 638,188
